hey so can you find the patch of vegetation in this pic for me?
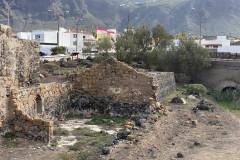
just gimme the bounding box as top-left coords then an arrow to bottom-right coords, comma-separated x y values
93,54 -> 111,63
2,133 -> 20,148
163,87 -> 186,103
85,114 -> 130,127
63,61 -> 78,68
3,140 -> 20,148
221,131 -> 228,135
186,84 -> 207,96
211,88 -> 240,114
57,152 -> 77,160
209,120 -> 221,126
50,136 -> 61,147
77,151 -> 92,160
54,128 -> 70,136
175,73 -> 191,84
68,128 -> 113,160
3,132 -> 16,139
53,68 -> 87,76
42,63 -> 60,73
51,46 -> 67,55
212,89 -> 240,102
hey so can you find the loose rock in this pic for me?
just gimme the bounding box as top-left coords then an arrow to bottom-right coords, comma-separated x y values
171,97 -> 187,104
177,152 -> 184,158
102,147 -> 111,155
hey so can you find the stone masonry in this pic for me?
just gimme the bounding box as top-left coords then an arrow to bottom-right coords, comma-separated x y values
0,24 -> 40,87
69,57 -> 176,115
0,25 -> 56,142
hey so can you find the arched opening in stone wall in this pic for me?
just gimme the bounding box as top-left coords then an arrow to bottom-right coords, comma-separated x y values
36,94 -> 43,114
221,87 -> 240,102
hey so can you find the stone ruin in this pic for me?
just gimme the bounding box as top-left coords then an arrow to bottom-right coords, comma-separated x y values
0,24 -> 176,142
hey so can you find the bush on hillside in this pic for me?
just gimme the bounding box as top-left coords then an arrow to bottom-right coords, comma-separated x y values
42,63 -> 60,73
186,84 -> 207,96
174,73 -> 191,84
51,46 -> 67,55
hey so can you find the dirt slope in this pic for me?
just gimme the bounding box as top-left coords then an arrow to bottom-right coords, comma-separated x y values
104,101 -> 240,160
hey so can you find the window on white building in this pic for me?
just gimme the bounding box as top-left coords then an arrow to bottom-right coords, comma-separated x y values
73,41 -> 77,45
73,34 -> 77,38
35,35 -> 41,39
83,35 -> 86,38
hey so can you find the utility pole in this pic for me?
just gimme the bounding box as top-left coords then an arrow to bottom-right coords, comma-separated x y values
192,8 -> 202,45
57,14 -> 60,46
76,20 -> 80,52
6,0 -> 14,27
48,10 -> 69,46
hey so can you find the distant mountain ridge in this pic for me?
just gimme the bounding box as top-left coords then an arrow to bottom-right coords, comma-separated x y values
0,0 -> 240,37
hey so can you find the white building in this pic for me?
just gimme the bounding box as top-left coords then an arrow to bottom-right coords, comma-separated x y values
201,36 -> 231,50
17,28 -> 95,55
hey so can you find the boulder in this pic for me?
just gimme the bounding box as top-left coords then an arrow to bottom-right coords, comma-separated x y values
171,97 -> 187,104
177,152 -> 184,158
59,58 -> 67,62
196,100 -> 213,111
156,102 -> 161,108
186,95 -> 196,100
102,147 -> 111,155
150,114 -> 158,122
86,56 -> 93,61
126,135 -> 137,141
117,130 -> 131,139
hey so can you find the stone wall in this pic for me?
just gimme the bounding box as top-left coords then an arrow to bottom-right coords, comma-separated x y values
12,110 -> 53,142
0,77 -> 14,128
69,57 -> 176,115
147,72 -> 176,102
0,24 -> 40,87
0,82 -> 70,141
194,60 -> 240,91
12,82 -> 71,120
69,58 -> 154,104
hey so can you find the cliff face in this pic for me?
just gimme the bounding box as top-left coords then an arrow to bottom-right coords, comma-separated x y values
0,0 -> 240,36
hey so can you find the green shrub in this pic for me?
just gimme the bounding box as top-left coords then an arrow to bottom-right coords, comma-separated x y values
93,54 -> 111,63
186,84 -> 207,95
42,63 -> 60,73
63,61 -> 78,68
85,114 -> 130,127
54,128 -> 70,136
175,73 -> 191,84
3,132 -> 16,139
212,89 -> 240,102
51,46 -> 67,55
77,151 -> 92,160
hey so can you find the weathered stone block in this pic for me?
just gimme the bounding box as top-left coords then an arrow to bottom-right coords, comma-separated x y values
33,119 -> 43,126
44,121 -> 54,127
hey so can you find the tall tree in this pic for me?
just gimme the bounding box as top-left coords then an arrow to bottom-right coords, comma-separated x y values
166,37 -> 211,77
134,24 -> 152,52
152,24 -> 173,48
96,38 -> 112,56
115,30 -> 137,63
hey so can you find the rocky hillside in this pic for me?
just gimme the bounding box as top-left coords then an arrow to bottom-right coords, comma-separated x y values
1,0 -> 240,36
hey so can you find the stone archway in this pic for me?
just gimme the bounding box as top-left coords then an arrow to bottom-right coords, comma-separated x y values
36,94 -> 43,114
217,80 -> 239,92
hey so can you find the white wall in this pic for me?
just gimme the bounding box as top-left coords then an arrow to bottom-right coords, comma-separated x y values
44,31 -> 57,43
218,46 -> 240,54
201,36 -> 230,48
68,32 -> 83,52
17,32 -> 32,40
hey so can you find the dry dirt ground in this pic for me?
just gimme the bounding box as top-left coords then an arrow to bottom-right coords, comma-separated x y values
1,100 -> 240,160
104,101 -> 240,160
